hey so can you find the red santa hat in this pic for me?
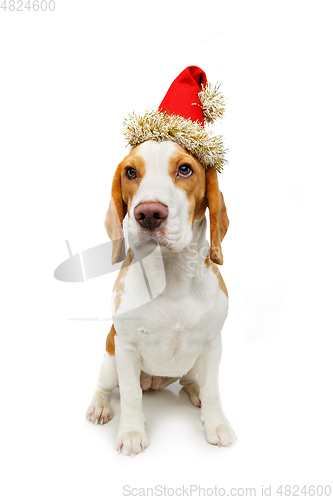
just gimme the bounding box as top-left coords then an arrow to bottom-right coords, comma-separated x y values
122,66 -> 226,172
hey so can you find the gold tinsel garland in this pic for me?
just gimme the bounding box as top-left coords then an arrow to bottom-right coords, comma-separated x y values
122,83 -> 227,172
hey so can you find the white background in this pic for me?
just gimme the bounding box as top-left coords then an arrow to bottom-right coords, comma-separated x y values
1,0 -> 333,498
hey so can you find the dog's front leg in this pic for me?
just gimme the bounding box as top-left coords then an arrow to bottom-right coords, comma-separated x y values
197,337 -> 237,447
114,341 -> 148,456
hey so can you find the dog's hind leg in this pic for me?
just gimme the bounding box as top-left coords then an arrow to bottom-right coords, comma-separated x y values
180,366 -> 201,408
86,327 -> 118,425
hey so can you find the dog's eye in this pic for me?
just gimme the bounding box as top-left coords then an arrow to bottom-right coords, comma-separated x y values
126,167 -> 137,180
178,164 -> 193,177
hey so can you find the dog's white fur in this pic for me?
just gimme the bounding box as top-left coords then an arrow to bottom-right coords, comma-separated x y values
86,141 -> 236,455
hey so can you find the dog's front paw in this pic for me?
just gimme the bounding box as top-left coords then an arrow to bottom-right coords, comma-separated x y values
86,401 -> 113,425
204,421 -> 237,448
115,429 -> 148,456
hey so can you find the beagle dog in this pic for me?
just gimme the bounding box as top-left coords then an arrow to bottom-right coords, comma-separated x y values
86,139 -> 236,455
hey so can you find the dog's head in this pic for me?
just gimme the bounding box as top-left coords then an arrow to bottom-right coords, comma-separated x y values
105,140 -> 229,265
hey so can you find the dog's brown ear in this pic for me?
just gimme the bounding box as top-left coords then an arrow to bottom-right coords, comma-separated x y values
105,164 -> 127,264
205,167 -> 229,265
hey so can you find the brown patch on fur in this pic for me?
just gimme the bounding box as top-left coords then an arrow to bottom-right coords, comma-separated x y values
205,254 -> 228,297
106,324 -> 116,356
113,248 -> 134,313
168,144 -> 206,228
205,167 -> 229,265
105,149 -> 146,264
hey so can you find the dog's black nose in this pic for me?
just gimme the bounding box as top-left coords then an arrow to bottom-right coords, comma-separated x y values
134,202 -> 168,230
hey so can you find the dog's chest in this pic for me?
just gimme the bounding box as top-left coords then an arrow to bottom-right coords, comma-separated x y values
114,264 -> 228,377
135,306 -> 212,376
